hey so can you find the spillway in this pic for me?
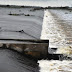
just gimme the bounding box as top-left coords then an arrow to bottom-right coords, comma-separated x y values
39,9 -> 72,72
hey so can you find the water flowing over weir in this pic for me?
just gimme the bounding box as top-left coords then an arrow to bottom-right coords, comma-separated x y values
41,9 -> 72,49
38,9 -> 72,72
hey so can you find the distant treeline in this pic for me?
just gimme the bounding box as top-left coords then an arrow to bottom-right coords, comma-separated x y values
0,5 -> 72,10
44,6 -> 72,10
0,5 -> 43,8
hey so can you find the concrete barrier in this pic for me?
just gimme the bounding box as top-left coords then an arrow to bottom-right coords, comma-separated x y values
0,39 -> 49,59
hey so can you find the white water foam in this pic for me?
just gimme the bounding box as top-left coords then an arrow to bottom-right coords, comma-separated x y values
39,9 -> 72,72
41,10 -> 66,48
38,60 -> 72,72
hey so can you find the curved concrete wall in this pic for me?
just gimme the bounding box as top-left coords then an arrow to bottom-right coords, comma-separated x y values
0,39 -> 49,59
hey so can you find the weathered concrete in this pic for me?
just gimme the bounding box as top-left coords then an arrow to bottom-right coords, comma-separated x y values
0,39 -> 49,59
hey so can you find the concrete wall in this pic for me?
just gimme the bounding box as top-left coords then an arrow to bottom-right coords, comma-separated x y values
0,39 -> 49,59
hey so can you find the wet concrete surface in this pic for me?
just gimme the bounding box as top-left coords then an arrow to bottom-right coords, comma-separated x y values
0,49 -> 39,72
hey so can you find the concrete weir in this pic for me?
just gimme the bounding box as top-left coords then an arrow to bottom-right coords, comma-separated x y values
0,39 -> 49,60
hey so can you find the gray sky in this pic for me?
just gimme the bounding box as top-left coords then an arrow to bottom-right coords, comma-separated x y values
0,0 -> 72,7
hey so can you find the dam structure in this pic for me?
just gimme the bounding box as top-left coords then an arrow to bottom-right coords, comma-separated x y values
0,6 -> 45,72
0,6 -> 72,72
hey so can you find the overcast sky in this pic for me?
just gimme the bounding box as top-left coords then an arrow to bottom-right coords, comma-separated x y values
0,0 -> 72,7
0,0 -> 71,1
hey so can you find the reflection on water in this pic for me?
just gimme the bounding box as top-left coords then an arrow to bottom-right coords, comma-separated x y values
0,49 -> 39,72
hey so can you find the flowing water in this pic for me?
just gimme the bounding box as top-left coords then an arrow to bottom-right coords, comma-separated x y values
39,9 -> 72,72
38,60 -> 72,72
0,49 -> 39,72
41,9 -> 72,49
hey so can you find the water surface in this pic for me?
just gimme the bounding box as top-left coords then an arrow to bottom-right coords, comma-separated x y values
0,49 -> 39,72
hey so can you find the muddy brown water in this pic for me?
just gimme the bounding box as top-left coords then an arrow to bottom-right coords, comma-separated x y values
0,49 -> 39,72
